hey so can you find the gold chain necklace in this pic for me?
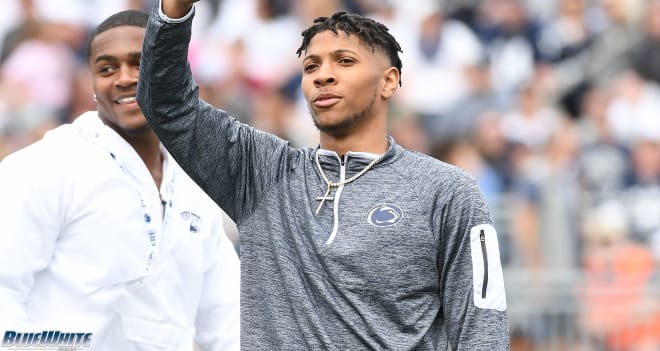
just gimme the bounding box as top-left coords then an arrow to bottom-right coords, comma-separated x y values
314,151 -> 381,214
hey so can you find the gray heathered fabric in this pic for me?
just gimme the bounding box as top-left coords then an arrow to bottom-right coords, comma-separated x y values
138,6 -> 509,350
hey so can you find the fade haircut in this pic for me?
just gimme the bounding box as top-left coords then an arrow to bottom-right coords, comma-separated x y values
296,11 -> 403,86
86,10 -> 149,61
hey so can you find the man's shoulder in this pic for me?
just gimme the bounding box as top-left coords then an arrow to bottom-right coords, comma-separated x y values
396,148 -> 476,182
387,148 -> 482,204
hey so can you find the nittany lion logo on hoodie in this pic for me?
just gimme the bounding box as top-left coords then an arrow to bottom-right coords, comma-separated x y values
366,204 -> 403,227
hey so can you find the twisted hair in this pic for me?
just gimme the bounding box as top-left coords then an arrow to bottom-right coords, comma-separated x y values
296,11 -> 403,86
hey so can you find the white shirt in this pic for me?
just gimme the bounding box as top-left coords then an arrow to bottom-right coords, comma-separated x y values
0,112 -> 240,350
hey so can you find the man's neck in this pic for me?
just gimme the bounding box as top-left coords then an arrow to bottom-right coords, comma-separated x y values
319,132 -> 389,157
126,131 -> 164,188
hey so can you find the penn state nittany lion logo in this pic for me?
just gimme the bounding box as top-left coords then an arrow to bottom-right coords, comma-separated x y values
366,204 -> 403,227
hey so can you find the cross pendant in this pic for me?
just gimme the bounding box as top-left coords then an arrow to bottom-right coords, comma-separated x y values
315,185 -> 334,214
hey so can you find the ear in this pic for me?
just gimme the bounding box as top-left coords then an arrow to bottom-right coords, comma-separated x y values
381,67 -> 399,100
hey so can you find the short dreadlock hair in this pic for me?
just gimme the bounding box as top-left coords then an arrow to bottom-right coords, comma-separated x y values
86,10 -> 149,61
296,11 -> 403,86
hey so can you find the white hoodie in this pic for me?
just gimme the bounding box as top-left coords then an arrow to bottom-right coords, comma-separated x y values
0,111 -> 240,350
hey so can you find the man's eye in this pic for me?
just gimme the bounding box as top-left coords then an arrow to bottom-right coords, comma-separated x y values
338,58 -> 354,65
304,64 -> 318,72
99,66 -> 115,74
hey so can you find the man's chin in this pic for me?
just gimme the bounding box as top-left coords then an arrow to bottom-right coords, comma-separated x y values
313,116 -> 356,136
121,123 -> 151,137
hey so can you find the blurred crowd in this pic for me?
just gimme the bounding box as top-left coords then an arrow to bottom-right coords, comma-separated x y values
1,0 -> 660,349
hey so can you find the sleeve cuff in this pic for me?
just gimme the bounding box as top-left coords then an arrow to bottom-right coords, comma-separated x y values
158,0 -> 195,23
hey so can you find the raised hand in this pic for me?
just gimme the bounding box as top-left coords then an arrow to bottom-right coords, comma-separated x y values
162,0 -> 200,19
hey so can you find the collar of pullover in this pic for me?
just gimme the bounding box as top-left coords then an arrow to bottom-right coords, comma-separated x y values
314,136 -> 399,179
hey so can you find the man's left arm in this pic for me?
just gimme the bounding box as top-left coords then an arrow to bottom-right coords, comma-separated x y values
438,175 -> 510,350
193,217 -> 240,351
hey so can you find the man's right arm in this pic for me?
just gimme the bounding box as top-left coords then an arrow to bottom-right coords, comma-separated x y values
0,149 -> 60,331
138,1 -> 302,222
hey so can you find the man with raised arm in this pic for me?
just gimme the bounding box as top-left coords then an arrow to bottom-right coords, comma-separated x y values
139,1 -> 510,349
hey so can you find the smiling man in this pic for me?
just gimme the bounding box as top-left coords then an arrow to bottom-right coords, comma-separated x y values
139,1 -> 510,350
0,10 -> 239,350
